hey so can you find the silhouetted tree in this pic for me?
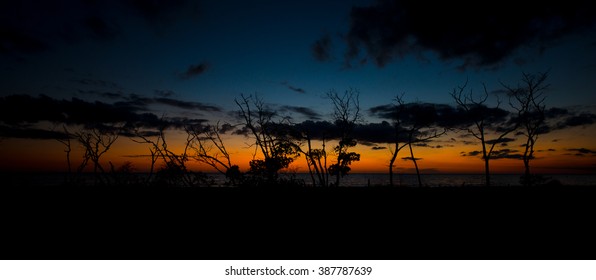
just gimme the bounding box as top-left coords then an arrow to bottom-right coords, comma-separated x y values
186,121 -> 241,185
54,124 -> 73,184
72,124 -> 122,185
386,95 -> 409,187
451,81 -> 518,187
293,120 -> 335,187
328,89 -> 361,187
235,94 -> 300,185
503,72 -> 549,186
383,95 -> 446,187
400,103 -> 447,187
133,124 -> 201,187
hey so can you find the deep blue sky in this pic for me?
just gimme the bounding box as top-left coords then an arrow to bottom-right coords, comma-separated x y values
2,0 -> 596,174
1,0 -> 596,122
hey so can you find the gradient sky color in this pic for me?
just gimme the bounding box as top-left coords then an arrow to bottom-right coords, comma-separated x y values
1,0 -> 595,175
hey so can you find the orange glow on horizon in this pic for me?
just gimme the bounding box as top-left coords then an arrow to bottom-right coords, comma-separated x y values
1,126 -> 594,175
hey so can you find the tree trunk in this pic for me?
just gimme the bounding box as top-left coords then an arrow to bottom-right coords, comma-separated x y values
482,142 -> 490,187
408,142 -> 422,187
389,141 -> 400,187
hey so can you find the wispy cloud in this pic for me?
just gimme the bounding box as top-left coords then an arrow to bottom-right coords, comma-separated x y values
280,105 -> 320,120
179,62 -> 209,79
566,148 -> 596,157
154,97 -> 220,112
281,81 -> 306,94
312,33 -> 332,62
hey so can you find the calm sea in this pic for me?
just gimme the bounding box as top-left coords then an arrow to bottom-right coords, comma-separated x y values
2,172 -> 595,187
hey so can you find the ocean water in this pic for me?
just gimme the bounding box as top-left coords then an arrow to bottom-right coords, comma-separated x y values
282,173 -> 596,187
2,172 -> 594,187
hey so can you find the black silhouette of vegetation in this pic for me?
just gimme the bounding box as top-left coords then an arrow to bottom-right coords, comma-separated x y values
503,72 -> 550,186
54,124 -> 123,186
292,120 -> 335,187
327,89 -> 362,187
132,122 -> 211,187
186,121 -> 240,185
235,94 -> 301,187
372,95 -> 447,187
450,81 -> 519,187
0,72 -> 593,188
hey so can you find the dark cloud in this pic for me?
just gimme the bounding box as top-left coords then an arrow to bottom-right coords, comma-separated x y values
372,146 -> 387,150
180,62 -> 209,79
463,151 -> 482,157
358,141 -> 376,147
544,107 -> 569,119
402,157 -> 422,161
118,130 -> 161,138
110,94 -> 221,113
369,102 -> 446,125
0,125 -> 68,140
510,107 -> 596,134
0,0 -> 200,57
280,106 -> 321,120
342,0 -> 596,68
463,149 -> 522,159
557,113 -> 596,129
368,104 -> 393,118
166,117 -> 209,128
154,97 -> 221,112
312,34 -> 332,62
218,123 -> 238,134
0,1 -> 123,55
293,120 -> 338,140
567,148 -> 596,156
232,126 -> 251,136
353,121 -> 402,144
0,94 -> 212,134
491,149 -> 523,160
281,82 -> 307,94
485,138 -> 516,145
369,102 -> 477,129
287,120 -> 423,144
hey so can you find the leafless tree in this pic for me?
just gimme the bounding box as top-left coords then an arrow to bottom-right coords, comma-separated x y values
403,129 -> 446,188
328,89 -> 361,187
503,72 -> 549,186
451,81 -> 518,187
54,125 -> 74,184
72,125 -> 122,185
186,121 -> 240,185
132,124 -> 198,186
387,95 -> 446,187
387,95 -> 409,187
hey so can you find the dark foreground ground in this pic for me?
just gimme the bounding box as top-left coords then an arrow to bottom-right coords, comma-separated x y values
2,184 -> 595,260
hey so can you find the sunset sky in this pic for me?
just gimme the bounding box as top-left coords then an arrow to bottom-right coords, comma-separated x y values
1,0 -> 595,175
